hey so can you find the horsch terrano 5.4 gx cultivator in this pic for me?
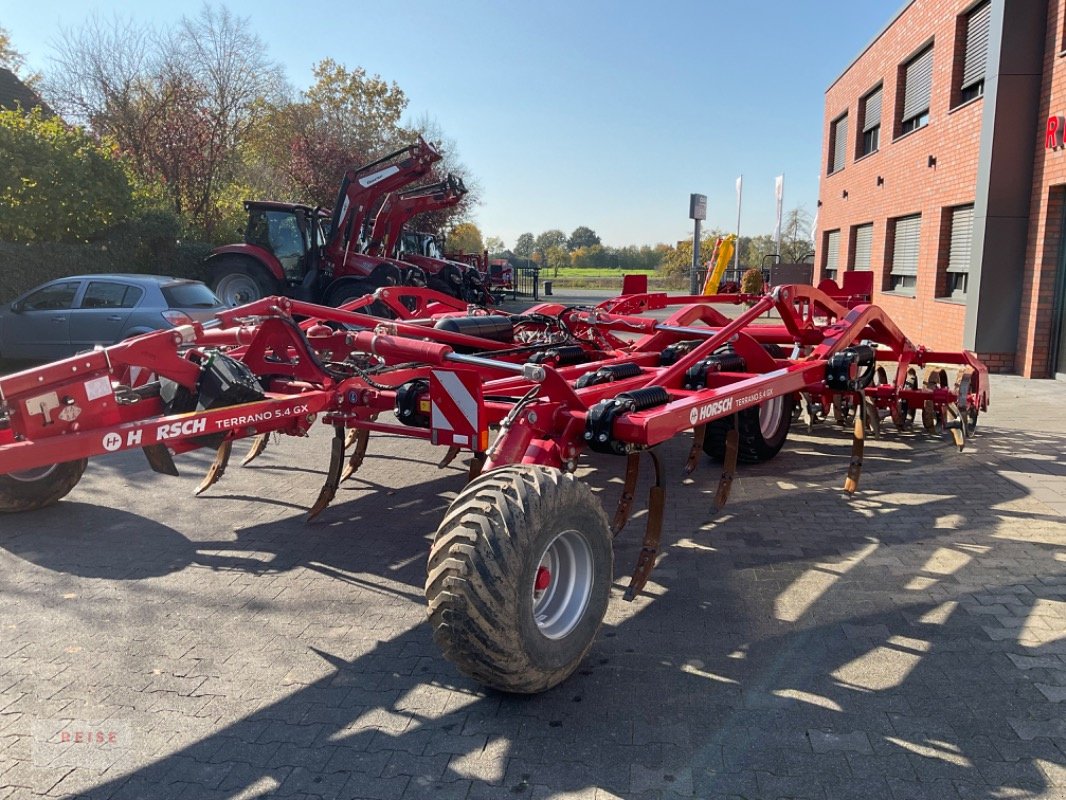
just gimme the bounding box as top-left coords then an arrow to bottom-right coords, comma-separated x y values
0,285 -> 988,693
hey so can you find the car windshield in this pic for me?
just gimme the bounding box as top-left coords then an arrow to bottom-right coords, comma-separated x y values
162,283 -> 220,308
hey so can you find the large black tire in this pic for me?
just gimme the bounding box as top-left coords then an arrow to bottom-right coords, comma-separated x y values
426,264 -> 465,300
703,393 -> 794,464
426,465 -> 613,694
0,460 -> 88,513
210,258 -> 280,307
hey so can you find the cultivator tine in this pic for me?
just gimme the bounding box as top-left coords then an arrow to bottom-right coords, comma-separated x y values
712,416 -> 740,513
195,440 -> 233,496
466,452 -> 487,482
683,425 -> 706,475
142,444 -> 179,477
241,433 -> 270,466
611,452 -> 641,535
864,397 -> 881,439
624,451 -> 665,602
340,429 -> 370,482
943,403 -> 966,451
437,445 -> 461,469
844,401 -> 866,495
307,426 -> 346,522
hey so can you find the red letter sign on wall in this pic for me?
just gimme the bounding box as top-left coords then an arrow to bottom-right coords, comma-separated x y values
1046,116 -> 1065,149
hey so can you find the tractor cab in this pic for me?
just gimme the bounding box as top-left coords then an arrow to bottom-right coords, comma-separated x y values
399,231 -> 443,260
243,202 -> 328,284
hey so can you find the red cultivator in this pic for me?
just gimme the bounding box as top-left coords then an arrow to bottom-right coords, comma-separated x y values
0,285 -> 988,692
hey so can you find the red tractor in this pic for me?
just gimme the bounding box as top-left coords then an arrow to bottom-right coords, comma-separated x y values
365,174 -> 490,303
205,139 -> 442,307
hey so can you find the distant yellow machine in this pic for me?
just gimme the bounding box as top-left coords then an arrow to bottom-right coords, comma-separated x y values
701,234 -> 737,295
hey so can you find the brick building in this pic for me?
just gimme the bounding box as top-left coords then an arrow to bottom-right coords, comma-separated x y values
816,0 -> 1066,377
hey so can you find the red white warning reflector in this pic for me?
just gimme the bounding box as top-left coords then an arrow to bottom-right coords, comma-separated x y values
429,369 -> 486,450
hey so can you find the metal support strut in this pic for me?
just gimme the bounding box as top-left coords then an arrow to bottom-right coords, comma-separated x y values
624,450 -> 665,602
844,397 -> 866,495
196,440 -> 233,495
683,425 -> 706,476
612,452 -> 641,535
713,415 -> 740,513
341,429 -> 370,482
242,433 -> 270,466
307,426 -> 346,521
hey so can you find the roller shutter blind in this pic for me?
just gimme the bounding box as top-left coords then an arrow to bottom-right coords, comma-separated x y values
947,206 -> 974,274
863,88 -> 882,132
962,2 -> 991,91
830,114 -> 848,173
825,230 -> 840,274
902,47 -> 933,122
891,215 -> 922,276
853,224 -> 873,270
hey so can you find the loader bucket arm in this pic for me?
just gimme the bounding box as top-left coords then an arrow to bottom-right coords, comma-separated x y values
365,174 -> 467,258
326,138 -> 443,261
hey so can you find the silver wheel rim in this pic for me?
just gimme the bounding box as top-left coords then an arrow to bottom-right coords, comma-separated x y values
532,530 -> 594,640
8,464 -> 57,483
215,274 -> 261,307
759,396 -> 785,439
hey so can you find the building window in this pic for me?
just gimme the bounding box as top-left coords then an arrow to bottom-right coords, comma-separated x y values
958,1 -> 990,104
828,112 -> 848,174
943,204 -> 974,299
851,223 -> 873,271
898,45 -> 933,136
859,86 -> 882,157
888,214 -> 921,294
823,229 -> 841,280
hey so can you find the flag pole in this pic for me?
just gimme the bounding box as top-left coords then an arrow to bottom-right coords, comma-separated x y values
734,175 -> 742,274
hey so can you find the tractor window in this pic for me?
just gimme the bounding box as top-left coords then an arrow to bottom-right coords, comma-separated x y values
267,213 -> 306,259
425,236 -> 443,259
21,282 -> 78,311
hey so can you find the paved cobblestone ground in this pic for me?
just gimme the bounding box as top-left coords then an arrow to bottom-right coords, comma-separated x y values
0,373 -> 1064,799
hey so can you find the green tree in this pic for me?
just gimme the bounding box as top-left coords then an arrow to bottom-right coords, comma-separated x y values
545,245 -> 570,273
48,7 -> 287,237
484,235 -> 506,255
534,229 -> 567,253
567,225 -> 600,251
513,232 -> 535,258
0,108 -> 133,242
447,222 -> 484,254
780,207 -> 815,262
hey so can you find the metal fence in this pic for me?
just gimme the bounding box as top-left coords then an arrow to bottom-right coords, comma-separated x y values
512,265 -> 541,300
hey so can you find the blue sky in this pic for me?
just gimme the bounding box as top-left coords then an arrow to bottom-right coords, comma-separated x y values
6,0 -> 904,248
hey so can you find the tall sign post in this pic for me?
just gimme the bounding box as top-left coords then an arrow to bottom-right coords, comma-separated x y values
689,193 -> 707,295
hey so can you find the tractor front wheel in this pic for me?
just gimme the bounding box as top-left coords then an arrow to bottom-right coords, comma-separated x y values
425,465 -> 613,694
0,460 -> 88,513
703,393 -> 794,464
211,260 -> 279,307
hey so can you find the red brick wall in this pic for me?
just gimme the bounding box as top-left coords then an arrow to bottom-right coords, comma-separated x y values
817,0 -> 983,352
1020,2 -> 1066,378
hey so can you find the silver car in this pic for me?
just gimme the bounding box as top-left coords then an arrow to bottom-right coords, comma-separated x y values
0,275 -> 225,362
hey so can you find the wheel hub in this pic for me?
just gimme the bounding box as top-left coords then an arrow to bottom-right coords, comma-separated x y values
532,530 -> 594,640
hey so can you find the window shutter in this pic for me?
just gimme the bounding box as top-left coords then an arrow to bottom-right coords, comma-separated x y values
863,88 -> 882,132
853,224 -> 873,270
891,215 -> 922,276
831,115 -> 848,172
947,205 -> 974,274
902,47 -> 934,121
825,230 -> 840,272
962,2 -> 991,90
